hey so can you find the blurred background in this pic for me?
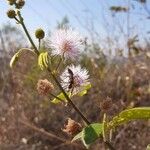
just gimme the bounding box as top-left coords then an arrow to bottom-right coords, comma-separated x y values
0,0 -> 150,150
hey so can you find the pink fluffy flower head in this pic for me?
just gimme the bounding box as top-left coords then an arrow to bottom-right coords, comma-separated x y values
49,29 -> 83,60
60,65 -> 90,94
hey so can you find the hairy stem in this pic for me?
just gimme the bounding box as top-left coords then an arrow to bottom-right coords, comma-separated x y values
49,69 -> 90,125
17,11 -> 39,55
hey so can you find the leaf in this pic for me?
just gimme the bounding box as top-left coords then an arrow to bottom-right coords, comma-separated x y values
71,131 -> 82,142
78,83 -> 92,97
108,107 -> 150,129
10,52 -> 19,68
38,52 -> 49,70
51,92 -> 70,104
146,144 -> 150,150
81,123 -> 103,148
10,48 -> 34,68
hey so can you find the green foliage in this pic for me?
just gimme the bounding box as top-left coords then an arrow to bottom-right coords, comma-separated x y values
108,107 -> 150,129
146,144 -> 150,150
51,83 -> 92,104
72,107 -> 150,148
51,92 -> 70,104
38,52 -> 49,70
10,48 -> 34,68
10,51 -> 19,68
78,83 -> 92,96
72,123 -> 103,149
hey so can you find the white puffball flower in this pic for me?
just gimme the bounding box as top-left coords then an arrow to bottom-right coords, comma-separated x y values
49,29 -> 84,60
60,65 -> 90,95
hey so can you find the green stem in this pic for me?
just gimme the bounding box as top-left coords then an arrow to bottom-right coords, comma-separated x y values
17,11 -> 39,55
48,68 -> 90,125
102,113 -> 116,150
104,141 -> 116,150
38,38 -> 41,50
102,113 -> 107,142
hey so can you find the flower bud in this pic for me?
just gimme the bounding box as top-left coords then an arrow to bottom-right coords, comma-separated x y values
62,118 -> 82,135
16,0 -> 25,9
7,9 -> 16,19
37,79 -> 54,95
35,28 -> 45,39
100,97 -> 113,112
7,0 -> 16,5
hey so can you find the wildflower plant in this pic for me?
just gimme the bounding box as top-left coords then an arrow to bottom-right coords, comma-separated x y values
7,0 -> 150,149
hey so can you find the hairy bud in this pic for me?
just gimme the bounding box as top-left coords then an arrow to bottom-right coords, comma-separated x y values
7,9 -> 16,19
100,97 -> 113,112
35,28 -> 45,39
16,0 -> 25,9
37,79 -> 54,95
7,0 -> 16,5
62,118 -> 82,135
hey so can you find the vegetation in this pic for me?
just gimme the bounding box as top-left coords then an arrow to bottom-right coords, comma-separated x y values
0,0 -> 150,150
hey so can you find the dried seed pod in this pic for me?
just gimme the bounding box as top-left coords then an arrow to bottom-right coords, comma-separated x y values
37,79 -> 54,95
62,118 -> 82,135
100,97 -> 113,112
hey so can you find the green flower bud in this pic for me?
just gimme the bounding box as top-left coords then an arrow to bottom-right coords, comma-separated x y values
16,0 -> 25,9
7,0 -> 16,5
35,28 -> 45,39
7,9 -> 16,19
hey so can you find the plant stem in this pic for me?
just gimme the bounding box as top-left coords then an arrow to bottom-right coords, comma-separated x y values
38,38 -> 41,50
104,141 -> 116,150
102,114 -> 116,150
102,113 -> 107,142
17,11 -> 39,55
48,69 -> 90,125
17,11 -> 90,125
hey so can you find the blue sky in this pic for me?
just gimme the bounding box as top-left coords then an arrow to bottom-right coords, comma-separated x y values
0,0 -> 150,48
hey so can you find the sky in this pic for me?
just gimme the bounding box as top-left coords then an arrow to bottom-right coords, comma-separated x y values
0,0 -> 150,51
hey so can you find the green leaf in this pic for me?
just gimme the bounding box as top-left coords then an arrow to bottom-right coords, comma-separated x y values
78,89 -> 87,96
10,48 -> 34,68
38,52 -> 49,70
82,123 -> 103,148
108,107 -> 150,129
146,144 -> 150,150
51,92 -> 70,104
71,131 -> 82,142
10,52 -> 19,68
78,83 -> 92,97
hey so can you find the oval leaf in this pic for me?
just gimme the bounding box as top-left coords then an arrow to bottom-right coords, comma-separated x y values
10,52 -> 19,68
51,92 -> 70,104
10,48 -> 34,68
71,131 -> 82,142
78,83 -> 92,97
82,123 -> 103,148
108,107 -> 150,129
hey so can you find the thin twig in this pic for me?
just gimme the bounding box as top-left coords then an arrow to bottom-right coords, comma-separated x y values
19,119 -> 84,149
